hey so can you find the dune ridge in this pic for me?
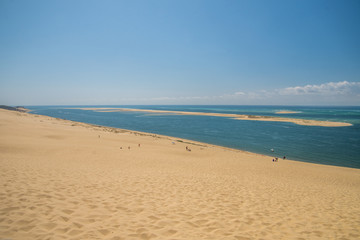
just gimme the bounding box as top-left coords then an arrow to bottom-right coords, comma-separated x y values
1,109 -> 360,239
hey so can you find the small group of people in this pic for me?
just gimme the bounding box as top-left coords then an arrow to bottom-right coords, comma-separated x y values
272,156 -> 286,162
185,146 -> 191,152
119,144 -> 141,150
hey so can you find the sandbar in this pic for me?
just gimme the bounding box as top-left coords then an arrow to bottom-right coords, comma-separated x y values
275,110 -> 301,114
78,107 -> 352,127
1,108 -> 360,239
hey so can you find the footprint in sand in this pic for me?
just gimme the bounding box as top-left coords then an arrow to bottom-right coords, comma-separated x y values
140,232 -> 157,239
161,229 -> 177,237
72,222 -> 83,228
40,222 -> 57,230
67,229 -> 83,236
16,219 -> 34,226
20,225 -> 36,232
98,229 -> 111,236
234,236 -> 252,240
1,206 -> 20,213
128,232 -> 157,240
147,215 -> 160,221
62,209 -> 74,215
54,227 -> 70,234
77,218 -> 96,224
194,219 -> 208,226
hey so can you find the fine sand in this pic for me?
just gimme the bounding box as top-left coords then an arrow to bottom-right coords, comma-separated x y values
1,109 -> 360,240
77,107 -> 352,127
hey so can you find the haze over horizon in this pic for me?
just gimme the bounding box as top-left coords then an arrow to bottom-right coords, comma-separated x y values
1,0 -> 359,106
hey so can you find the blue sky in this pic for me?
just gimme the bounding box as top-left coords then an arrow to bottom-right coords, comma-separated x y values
1,0 -> 359,105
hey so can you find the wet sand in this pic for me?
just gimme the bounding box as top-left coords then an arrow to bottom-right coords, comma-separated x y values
1,109 -> 359,239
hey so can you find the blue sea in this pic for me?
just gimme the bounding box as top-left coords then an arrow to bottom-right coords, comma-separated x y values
27,105 -> 360,169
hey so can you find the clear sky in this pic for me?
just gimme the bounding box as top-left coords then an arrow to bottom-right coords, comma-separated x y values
1,0 -> 359,105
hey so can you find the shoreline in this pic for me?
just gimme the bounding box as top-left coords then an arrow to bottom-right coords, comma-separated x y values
26,109 -> 358,169
1,108 -> 360,239
26,110 -> 272,161
76,107 -> 353,127
24,110 -> 356,169
2,107 -> 359,171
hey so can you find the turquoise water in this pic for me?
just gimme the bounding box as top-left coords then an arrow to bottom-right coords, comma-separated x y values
27,105 -> 360,169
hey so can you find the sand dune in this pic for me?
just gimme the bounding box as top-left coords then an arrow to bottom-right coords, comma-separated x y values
1,109 -> 360,239
77,107 -> 352,127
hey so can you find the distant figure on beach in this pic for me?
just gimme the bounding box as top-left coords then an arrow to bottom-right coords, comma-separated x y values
283,156 -> 286,160
120,147 -> 122,149
128,146 -> 130,150
275,157 -> 278,162
271,148 -> 274,152
186,146 -> 188,150
272,158 -> 275,162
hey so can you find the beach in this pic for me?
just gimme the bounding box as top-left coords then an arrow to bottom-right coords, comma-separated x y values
1,109 -> 360,239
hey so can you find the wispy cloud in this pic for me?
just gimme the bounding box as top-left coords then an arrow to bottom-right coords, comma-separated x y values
117,81 -> 360,105
228,81 -> 360,105
278,81 -> 360,95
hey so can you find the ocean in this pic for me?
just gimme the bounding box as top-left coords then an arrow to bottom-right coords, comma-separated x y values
27,105 -> 360,169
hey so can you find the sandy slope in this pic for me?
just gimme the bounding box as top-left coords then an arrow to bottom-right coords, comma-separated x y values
0,109 -> 359,240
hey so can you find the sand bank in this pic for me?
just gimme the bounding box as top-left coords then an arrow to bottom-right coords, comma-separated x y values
1,109 -> 360,239
275,110 -> 301,114
78,107 -> 352,127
